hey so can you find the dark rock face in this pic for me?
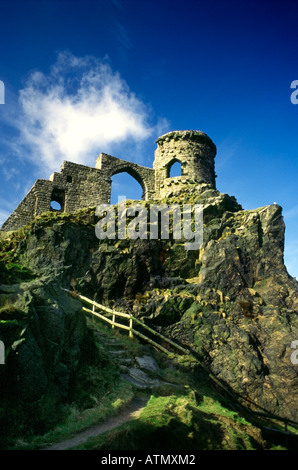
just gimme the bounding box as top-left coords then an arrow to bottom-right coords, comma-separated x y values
0,275 -> 95,433
150,186 -> 298,422
1,183 -> 298,425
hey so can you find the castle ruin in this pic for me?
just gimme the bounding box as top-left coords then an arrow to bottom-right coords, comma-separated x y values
1,130 -> 217,231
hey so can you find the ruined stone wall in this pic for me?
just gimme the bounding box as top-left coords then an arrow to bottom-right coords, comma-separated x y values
1,163 -> 111,231
49,161 -> 110,212
1,180 -> 54,231
1,130 -> 217,231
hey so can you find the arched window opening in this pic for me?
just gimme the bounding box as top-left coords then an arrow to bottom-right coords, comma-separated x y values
50,200 -> 62,211
110,172 -> 143,205
50,188 -> 65,212
168,160 -> 182,178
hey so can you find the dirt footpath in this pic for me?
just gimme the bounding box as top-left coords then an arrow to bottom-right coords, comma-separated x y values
44,397 -> 148,450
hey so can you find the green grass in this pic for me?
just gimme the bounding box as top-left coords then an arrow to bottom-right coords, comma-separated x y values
61,329 -> 267,451
72,389 -> 263,451
2,317 -> 138,450
13,379 -> 134,450
7,316 -> 156,450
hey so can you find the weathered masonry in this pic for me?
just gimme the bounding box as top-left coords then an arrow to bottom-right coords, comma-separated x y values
153,130 -> 216,198
1,130 -> 217,231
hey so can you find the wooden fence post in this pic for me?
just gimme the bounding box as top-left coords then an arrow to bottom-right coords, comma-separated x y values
92,303 -> 95,324
129,317 -> 133,338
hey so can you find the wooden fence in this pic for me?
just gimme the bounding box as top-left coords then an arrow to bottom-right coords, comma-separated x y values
61,288 -> 190,357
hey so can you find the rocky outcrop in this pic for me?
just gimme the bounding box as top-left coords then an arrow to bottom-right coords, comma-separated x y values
1,182 -> 297,427
136,185 -> 298,422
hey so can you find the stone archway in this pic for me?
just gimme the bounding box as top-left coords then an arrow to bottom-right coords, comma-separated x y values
111,166 -> 147,200
110,170 -> 145,204
96,153 -> 155,202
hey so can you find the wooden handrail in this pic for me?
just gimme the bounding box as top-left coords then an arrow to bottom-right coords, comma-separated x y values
132,316 -> 189,355
63,288 -> 189,356
131,329 -> 174,356
76,293 -> 131,318
82,307 -> 131,331
82,307 -> 172,355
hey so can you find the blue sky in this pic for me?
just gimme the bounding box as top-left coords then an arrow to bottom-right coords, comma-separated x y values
0,0 -> 297,278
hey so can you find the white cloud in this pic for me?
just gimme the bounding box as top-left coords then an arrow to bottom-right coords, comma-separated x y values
17,51 -> 157,173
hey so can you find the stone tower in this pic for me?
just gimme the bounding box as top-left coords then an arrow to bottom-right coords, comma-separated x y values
153,130 -> 217,198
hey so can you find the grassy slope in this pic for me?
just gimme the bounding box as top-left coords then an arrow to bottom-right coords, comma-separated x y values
43,321 -> 283,451
2,315 -> 279,451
